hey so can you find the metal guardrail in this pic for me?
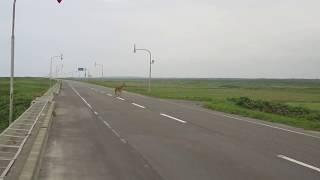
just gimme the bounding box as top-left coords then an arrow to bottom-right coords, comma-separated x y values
0,83 -> 60,179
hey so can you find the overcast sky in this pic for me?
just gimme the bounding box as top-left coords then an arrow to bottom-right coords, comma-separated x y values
0,0 -> 319,78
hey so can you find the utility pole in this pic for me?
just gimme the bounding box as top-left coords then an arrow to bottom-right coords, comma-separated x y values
94,62 -> 104,79
50,54 -> 63,88
9,0 -> 63,124
9,0 -> 17,124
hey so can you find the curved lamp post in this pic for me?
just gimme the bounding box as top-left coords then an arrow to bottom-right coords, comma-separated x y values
9,0 -> 63,124
50,54 -> 63,87
94,62 -> 104,78
133,44 -> 155,92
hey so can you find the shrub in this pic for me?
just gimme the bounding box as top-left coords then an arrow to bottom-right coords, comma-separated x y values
229,97 -> 320,121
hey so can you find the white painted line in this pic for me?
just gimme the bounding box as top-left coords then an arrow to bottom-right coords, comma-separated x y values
107,94 -> 112,97
160,113 -> 187,124
94,111 -> 98,115
120,138 -> 127,144
132,103 -> 146,109
277,155 -> 320,173
103,121 -> 111,129
157,100 -> 320,139
223,115 -> 320,139
112,129 -> 121,137
80,97 -> 93,110
116,97 -> 125,101
71,86 -> 93,110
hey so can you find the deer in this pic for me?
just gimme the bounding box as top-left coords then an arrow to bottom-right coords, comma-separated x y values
114,83 -> 125,96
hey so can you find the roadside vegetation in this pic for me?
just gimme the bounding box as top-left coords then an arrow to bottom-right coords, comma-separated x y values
86,78 -> 320,131
0,77 -> 51,131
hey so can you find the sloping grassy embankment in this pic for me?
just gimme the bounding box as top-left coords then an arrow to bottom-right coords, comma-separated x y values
0,77 -> 51,131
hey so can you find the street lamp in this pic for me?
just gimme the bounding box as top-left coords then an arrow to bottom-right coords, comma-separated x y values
9,0 -> 63,124
9,0 -> 17,125
50,54 -> 63,88
55,63 -> 63,78
133,44 -> 155,92
94,62 -> 104,78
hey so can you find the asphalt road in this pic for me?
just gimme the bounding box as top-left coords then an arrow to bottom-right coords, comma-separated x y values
39,80 -> 320,180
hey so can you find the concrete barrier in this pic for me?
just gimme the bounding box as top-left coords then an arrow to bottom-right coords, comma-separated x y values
17,102 -> 55,180
0,83 -> 60,180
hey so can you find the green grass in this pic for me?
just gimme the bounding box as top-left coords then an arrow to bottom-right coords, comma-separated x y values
0,77 -> 51,131
85,78 -> 320,131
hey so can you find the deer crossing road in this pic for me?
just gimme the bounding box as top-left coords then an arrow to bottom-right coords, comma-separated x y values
38,80 -> 320,180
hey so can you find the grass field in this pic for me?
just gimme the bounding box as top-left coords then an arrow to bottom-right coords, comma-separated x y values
86,78 -> 320,131
0,77 -> 51,131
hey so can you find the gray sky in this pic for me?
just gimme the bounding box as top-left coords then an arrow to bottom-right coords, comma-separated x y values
0,0 -> 320,78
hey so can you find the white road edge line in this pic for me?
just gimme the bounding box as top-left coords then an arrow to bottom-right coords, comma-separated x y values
132,103 -> 146,109
160,113 -> 186,124
112,129 -> 121,137
156,99 -> 320,139
223,115 -> 320,139
277,155 -> 320,173
116,97 -> 125,101
103,121 -> 111,129
71,86 -> 93,110
102,121 -> 127,144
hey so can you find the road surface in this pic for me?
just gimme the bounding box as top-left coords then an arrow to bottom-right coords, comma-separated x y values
39,80 -> 320,180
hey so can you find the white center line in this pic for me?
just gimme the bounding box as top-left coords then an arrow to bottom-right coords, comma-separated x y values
160,113 -> 187,124
116,97 -> 125,101
132,103 -> 146,109
277,155 -> 320,173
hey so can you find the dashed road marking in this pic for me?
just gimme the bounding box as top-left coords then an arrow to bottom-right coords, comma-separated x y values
160,113 -> 187,124
116,97 -> 125,101
132,103 -> 146,109
107,94 -> 112,97
277,155 -> 320,173
94,111 -> 98,115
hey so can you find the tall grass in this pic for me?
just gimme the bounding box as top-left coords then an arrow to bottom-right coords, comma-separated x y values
0,77 -> 50,131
